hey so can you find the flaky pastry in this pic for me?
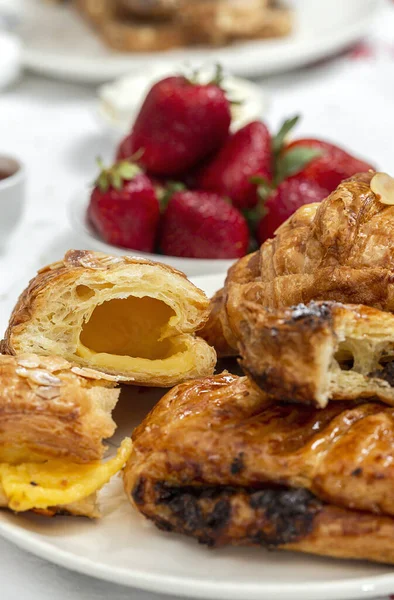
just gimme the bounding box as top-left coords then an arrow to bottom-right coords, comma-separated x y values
0,353 -> 130,518
1,250 -> 216,387
201,172 -> 394,357
232,299 -> 394,408
124,373 -> 394,564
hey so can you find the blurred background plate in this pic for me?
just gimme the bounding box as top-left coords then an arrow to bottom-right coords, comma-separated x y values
18,0 -> 380,83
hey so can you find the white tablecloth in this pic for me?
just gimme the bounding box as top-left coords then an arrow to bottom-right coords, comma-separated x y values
1,2 -> 394,598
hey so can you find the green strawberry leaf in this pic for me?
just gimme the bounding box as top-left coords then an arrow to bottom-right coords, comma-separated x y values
250,175 -> 273,202
272,115 -> 300,155
211,63 -> 224,87
187,63 -> 226,90
111,171 -> 122,191
243,204 -> 267,235
116,161 -> 141,180
96,171 -> 109,193
275,147 -> 322,185
94,156 -> 142,194
159,181 -> 186,212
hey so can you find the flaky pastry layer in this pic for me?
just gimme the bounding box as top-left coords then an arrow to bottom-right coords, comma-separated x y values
231,299 -> 394,408
1,250 -> 216,386
201,172 -> 394,358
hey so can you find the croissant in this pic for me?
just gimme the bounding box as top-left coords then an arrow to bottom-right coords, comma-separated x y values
1,250 -> 216,387
0,353 -> 130,517
232,298 -> 394,408
124,372 -> 394,564
201,172 -> 394,357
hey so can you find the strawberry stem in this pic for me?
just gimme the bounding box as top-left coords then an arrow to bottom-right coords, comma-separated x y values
270,115 -> 323,186
96,156 -> 106,171
159,181 -> 186,212
272,115 -> 300,156
211,63 -> 224,87
186,63 -> 225,89
94,158 -> 141,193
274,147 -> 322,186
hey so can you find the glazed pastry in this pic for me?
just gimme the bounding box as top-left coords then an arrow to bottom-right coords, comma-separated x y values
0,354 -> 130,517
201,172 -> 394,357
181,0 -> 292,47
124,373 -> 394,564
232,299 -> 394,408
74,0 -> 188,52
72,0 -> 291,52
1,250 -> 216,387
199,251 -> 260,357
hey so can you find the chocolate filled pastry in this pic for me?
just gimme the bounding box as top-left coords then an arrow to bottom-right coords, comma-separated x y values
1,250 -> 216,387
0,353 -> 130,517
124,373 -> 394,564
232,299 -> 394,408
200,172 -> 394,358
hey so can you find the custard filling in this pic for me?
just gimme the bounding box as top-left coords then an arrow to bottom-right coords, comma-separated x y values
0,438 -> 132,512
77,295 -> 194,373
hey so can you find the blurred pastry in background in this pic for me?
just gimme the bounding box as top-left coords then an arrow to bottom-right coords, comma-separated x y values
181,0 -> 292,47
51,0 -> 292,52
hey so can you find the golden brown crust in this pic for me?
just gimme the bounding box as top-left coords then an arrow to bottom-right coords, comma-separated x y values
205,172 -> 394,357
231,299 -> 394,408
74,0 -> 188,51
124,372 -> 394,562
0,353 -> 119,464
73,0 -> 291,52
181,1 -> 292,47
126,475 -> 394,565
125,373 -> 394,519
1,250 -> 216,387
199,251 -> 260,357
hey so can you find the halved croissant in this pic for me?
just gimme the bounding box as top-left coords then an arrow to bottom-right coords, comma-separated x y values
201,172 -> 394,357
1,250 -> 216,387
0,353 -> 130,517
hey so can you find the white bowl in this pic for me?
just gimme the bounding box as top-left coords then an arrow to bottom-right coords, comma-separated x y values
97,64 -> 268,141
0,155 -> 26,250
68,191 -> 235,277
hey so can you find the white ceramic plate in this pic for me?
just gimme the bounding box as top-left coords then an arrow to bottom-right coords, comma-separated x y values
1,274 -> 394,600
18,0 -> 380,82
68,191 -> 235,277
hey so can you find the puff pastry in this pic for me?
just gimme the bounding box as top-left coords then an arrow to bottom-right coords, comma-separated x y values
0,353 -> 130,517
124,373 -> 394,564
1,250 -> 216,387
201,172 -> 394,357
232,299 -> 394,408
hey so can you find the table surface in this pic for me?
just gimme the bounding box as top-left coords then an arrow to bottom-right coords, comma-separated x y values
1,2 -> 394,599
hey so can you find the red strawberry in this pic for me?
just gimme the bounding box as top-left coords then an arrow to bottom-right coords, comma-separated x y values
160,191 -> 249,259
88,160 -> 160,252
117,74 -> 231,176
257,178 -> 329,244
283,139 -> 374,192
196,121 -> 272,210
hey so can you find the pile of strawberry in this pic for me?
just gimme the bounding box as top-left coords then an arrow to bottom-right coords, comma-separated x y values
89,71 -> 373,259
